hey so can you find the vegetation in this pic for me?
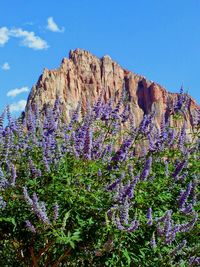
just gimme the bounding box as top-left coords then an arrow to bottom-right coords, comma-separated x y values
0,90 -> 199,266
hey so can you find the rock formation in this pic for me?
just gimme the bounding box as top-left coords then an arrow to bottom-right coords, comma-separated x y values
26,48 -> 199,130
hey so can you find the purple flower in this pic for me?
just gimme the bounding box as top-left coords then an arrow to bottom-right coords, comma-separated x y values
10,164 -> 17,186
25,220 -> 36,233
114,215 -> 125,230
107,178 -> 121,191
178,123 -> 186,151
0,168 -> 9,190
121,104 -> 130,123
181,204 -> 193,215
0,196 -> 6,210
120,197 -> 129,225
170,239 -> 187,256
163,211 -> 172,238
178,182 -> 192,209
23,187 -> 33,206
23,188 -> 51,225
32,194 -> 50,225
127,220 -> 139,232
156,222 -> 164,237
147,207 -> 153,226
83,126 -> 93,160
110,138 -> 133,167
53,203 -> 59,222
140,156 -> 152,181
179,213 -> 198,233
68,102 -> 81,130
189,256 -> 200,266
150,233 -> 156,248
172,160 -> 187,180
165,225 -> 180,245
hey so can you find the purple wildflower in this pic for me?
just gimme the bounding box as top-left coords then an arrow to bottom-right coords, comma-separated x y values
53,203 -> 59,222
10,164 -> 17,186
120,197 -> 129,225
165,225 -> 180,245
178,182 -> 192,209
163,210 -> 172,238
107,178 -> 121,191
0,196 -> 6,210
147,207 -> 153,226
25,220 -> 36,233
110,138 -> 133,167
127,219 -> 139,232
32,193 -> 50,225
114,215 -> 125,230
23,187 -> 33,206
140,156 -> 152,180
179,213 -> 198,233
83,126 -> 93,160
189,256 -> 200,266
178,123 -> 186,151
172,160 -> 187,180
150,233 -> 156,248
170,239 -> 187,256
0,168 -> 9,190
121,104 -> 130,123
181,204 -> 193,215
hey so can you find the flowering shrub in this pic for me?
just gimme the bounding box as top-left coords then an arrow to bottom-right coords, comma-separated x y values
0,91 -> 199,266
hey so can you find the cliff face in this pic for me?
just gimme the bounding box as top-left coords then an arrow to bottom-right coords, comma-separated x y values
26,49 -> 199,129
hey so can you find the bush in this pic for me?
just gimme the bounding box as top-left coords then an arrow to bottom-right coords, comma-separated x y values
0,91 -> 199,266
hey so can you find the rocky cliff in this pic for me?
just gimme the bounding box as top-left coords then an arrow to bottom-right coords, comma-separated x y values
26,49 -> 199,130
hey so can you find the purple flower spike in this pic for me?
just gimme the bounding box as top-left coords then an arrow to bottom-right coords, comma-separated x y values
189,256 -> 200,266
178,182 -> 192,209
25,220 -> 36,233
83,126 -> 93,160
23,187 -> 33,206
179,213 -> 198,233
107,178 -> 121,191
181,204 -> 193,215
0,196 -> 6,210
140,156 -> 152,181
11,164 -> 17,186
115,215 -> 125,230
120,197 -> 129,225
147,207 -> 153,226
171,239 -> 187,256
150,233 -> 156,248
127,220 -> 139,232
53,203 -> 59,222
172,160 -> 187,180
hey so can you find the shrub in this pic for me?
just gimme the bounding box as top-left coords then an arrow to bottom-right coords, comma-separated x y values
0,91 -> 199,266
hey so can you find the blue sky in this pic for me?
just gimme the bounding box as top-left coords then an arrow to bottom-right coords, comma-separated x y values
0,0 -> 199,117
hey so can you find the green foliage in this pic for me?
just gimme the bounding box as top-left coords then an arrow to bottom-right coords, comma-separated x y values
0,97 -> 199,266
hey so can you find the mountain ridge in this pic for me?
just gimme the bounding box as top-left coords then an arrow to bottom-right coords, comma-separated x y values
26,48 -> 199,130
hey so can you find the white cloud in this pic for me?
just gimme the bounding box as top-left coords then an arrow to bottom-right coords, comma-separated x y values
0,26 -> 49,50
0,27 -> 9,46
47,17 -> 65,33
1,62 -> 10,70
7,86 -> 29,98
9,100 -> 27,112
10,28 -> 49,50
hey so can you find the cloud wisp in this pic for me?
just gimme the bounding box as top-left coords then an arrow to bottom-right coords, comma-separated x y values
9,100 -> 27,112
1,62 -> 10,70
47,17 -> 65,33
0,27 -> 9,46
0,26 -> 49,50
7,86 -> 29,98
